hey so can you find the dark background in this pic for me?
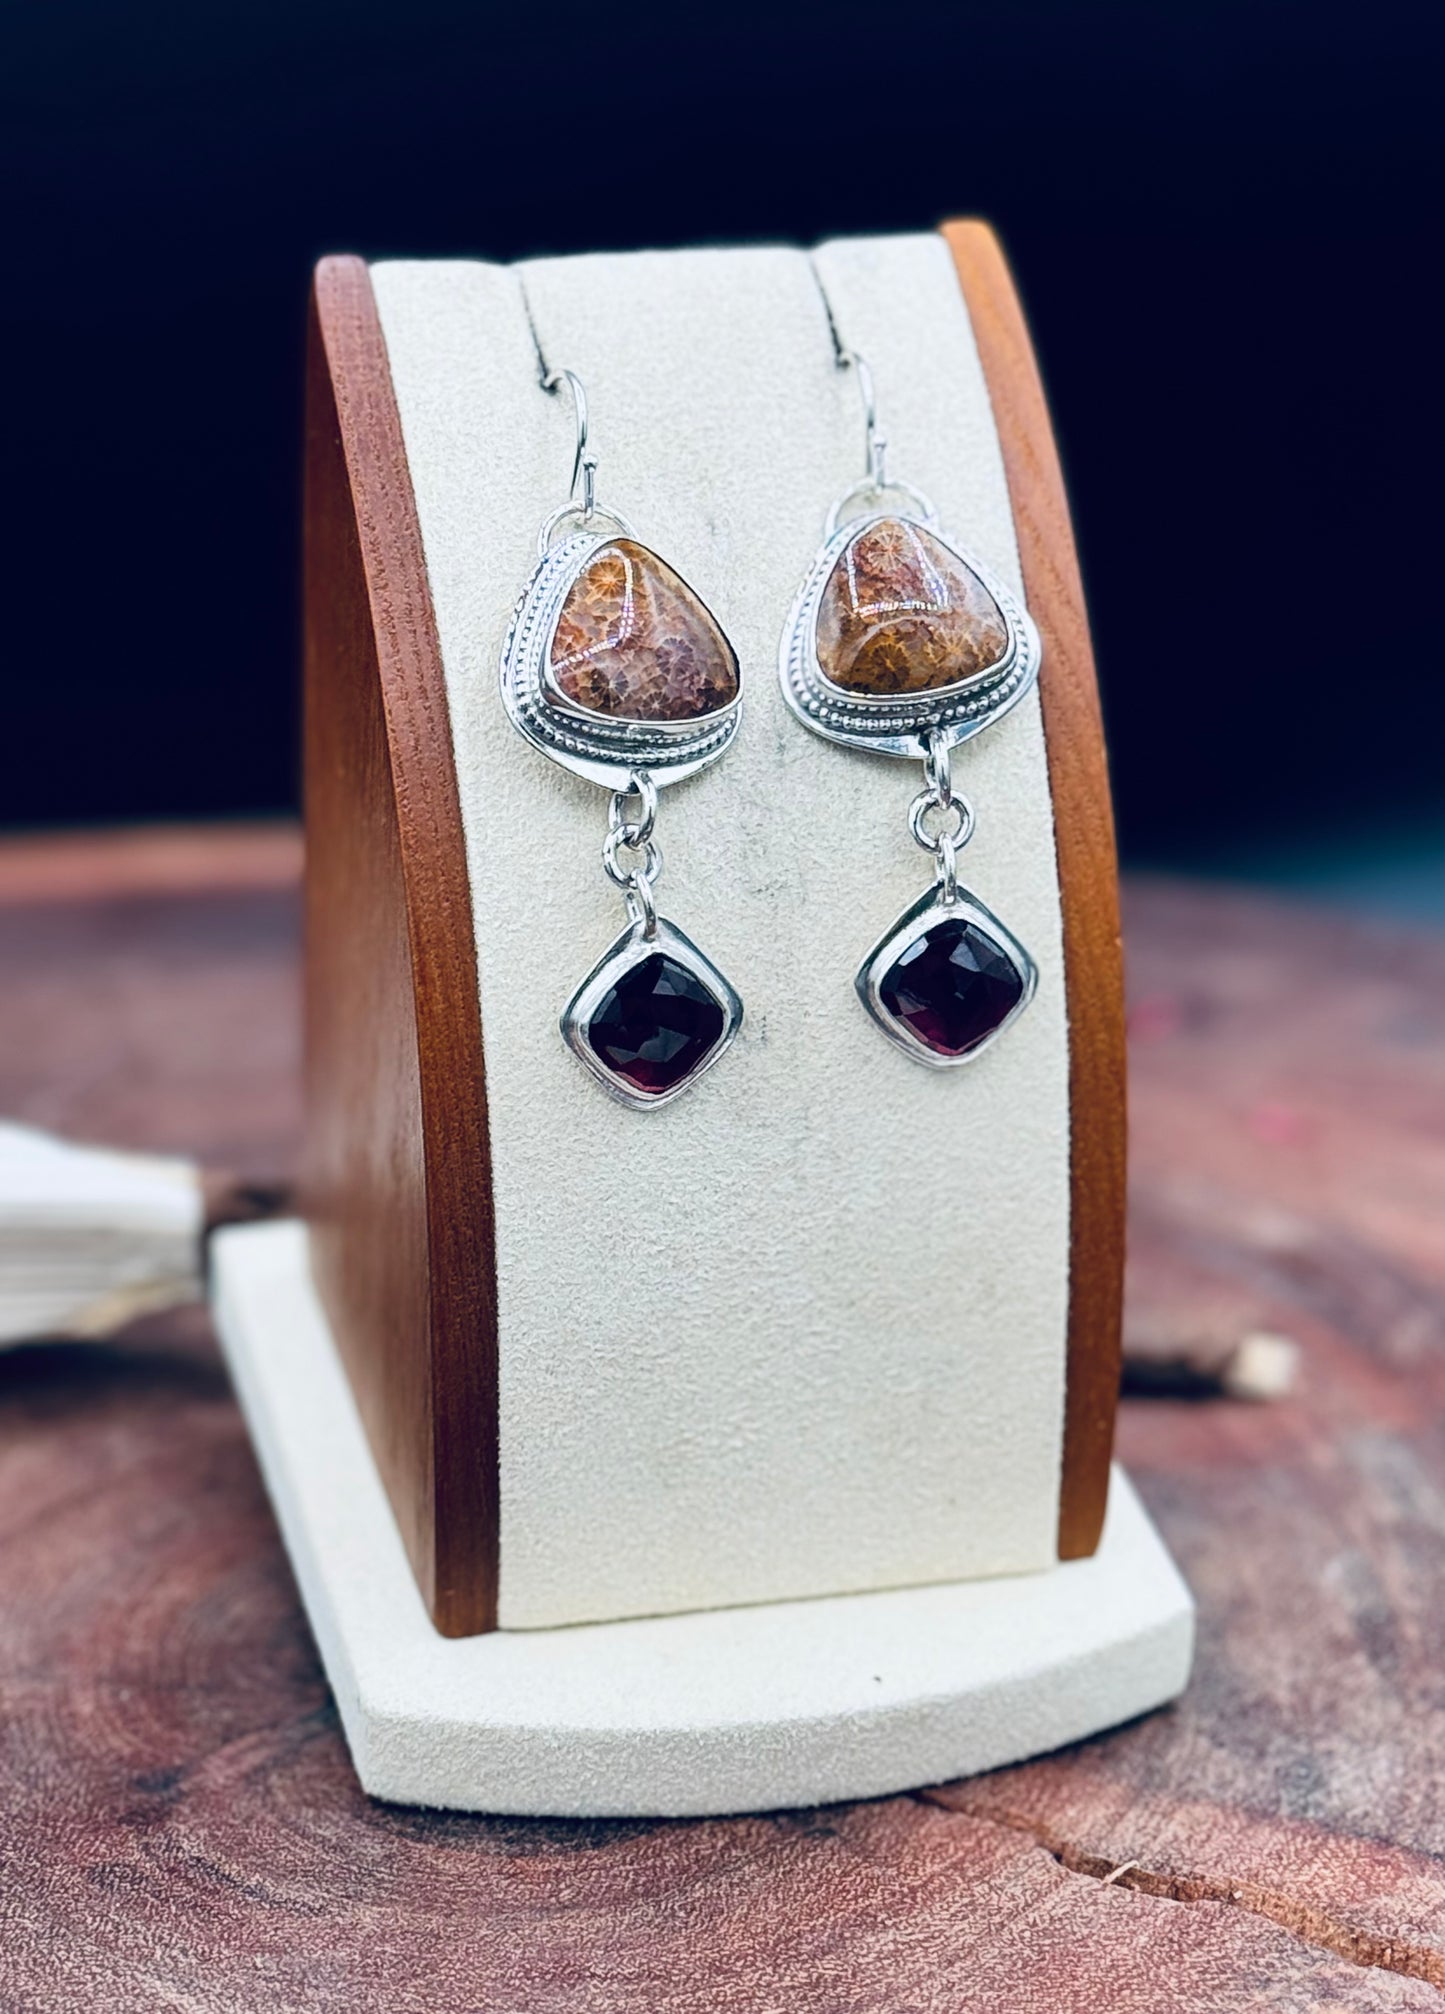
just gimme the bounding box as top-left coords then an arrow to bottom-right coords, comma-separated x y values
3,0 -> 1440,902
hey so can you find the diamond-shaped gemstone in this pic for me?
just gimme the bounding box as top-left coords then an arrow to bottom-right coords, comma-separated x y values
585,952 -> 727,1095
878,917 -> 1025,1057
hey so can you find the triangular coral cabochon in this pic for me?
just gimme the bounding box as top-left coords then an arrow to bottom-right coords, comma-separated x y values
548,540 -> 739,723
817,517 -> 1009,696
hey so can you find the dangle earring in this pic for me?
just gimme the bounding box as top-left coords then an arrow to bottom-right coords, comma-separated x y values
501,353 -> 743,1107
779,317 -> 1041,1067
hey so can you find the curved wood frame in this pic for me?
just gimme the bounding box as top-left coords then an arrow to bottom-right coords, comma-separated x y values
301,224 -> 1122,1637
944,223 -> 1125,1557
302,256 -> 498,1636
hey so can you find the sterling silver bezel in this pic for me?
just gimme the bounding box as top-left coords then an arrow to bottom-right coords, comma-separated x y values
501,531 -> 742,792
560,914 -> 743,1111
855,881 -> 1038,1069
779,511 -> 1041,760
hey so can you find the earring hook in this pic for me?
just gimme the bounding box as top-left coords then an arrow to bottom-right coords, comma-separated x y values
807,256 -> 888,491
840,350 -> 887,492
542,366 -> 597,519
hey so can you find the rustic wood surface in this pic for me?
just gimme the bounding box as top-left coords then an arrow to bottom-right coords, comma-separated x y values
0,826 -> 1439,2013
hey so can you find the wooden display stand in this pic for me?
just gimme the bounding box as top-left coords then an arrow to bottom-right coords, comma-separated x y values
210,219 -> 1192,1815
299,221 -> 1126,1640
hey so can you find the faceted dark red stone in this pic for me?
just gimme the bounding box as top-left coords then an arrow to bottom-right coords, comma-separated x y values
878,917 -> 1025,1058
585,952 -> 727,1095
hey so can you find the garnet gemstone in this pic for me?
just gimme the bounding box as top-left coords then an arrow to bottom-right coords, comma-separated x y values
878,917 -> 1025,1058
585,952 -> 727,1095
816,517 -> 1009,696
549,539 -> 739,722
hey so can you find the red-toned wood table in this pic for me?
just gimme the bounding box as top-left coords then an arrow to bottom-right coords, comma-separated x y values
0,825 -> 1439,2013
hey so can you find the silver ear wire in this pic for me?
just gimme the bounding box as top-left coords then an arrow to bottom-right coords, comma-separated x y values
809,254 -> 887,491
541,366 -> 597,521
530,360 -> 637,555
839,349 -> 887,492
809,258 -> 933,531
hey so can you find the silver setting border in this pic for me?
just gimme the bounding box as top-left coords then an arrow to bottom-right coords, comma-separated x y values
855,882 -> 1038,1069
779,512 -> 1041,760
561,915 -> 743,1111
501,532 -> 742,792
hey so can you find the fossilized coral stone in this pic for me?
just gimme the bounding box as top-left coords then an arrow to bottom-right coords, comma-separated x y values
816,517 -> 1009,696
548,539 -> 739,722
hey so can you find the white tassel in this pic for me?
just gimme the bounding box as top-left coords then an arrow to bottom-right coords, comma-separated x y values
0,1120 -> 202,1345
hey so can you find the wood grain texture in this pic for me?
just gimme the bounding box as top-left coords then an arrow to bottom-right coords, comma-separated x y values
303,256 -> 497,1635
944,219 -> 1127,1560
0,826 -> 1439,2011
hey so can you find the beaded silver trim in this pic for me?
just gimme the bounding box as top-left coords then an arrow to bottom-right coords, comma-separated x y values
778,512 -> 1040,761
501,532 -> 741,793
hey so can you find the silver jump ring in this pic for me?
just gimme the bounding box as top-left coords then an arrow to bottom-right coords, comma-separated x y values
908,786 -> 974,855
824,476 -> 938,540
607,770 -> 658,850
624,876 -> 659,939
602,827 -> 664,893
935,830 -> 959,905
923,732 -> 952,807
537,501 -> 638,556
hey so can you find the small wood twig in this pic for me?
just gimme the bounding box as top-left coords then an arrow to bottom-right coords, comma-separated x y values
1122,1327 -> 1300,1401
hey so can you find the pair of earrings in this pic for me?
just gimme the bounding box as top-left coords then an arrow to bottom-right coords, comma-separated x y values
499,335 -> 1041,1111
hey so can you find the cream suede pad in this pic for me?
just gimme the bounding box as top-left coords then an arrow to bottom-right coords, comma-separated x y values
213,1224 -> 1194,1816
369,236 -> 1071,1630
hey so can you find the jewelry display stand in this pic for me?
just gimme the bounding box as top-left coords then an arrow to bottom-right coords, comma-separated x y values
212,221 -> 1193,1815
